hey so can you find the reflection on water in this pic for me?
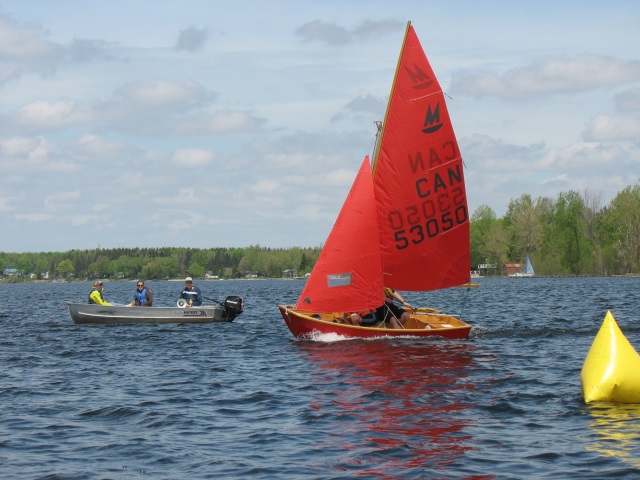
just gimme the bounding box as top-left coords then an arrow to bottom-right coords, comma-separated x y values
298,340 -> 489,478
585,404 -> 640,469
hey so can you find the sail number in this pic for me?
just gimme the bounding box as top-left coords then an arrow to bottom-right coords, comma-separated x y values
388,187 -> 468,250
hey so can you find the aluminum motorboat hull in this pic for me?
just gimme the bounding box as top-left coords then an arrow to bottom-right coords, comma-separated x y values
68,300 -> 242,325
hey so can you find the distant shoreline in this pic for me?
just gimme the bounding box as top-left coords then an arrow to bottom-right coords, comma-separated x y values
2,274 -> 640,286
0,277 -> 309,285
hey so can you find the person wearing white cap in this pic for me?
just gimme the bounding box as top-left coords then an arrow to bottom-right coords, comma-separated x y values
178,277 -> 202,307
88,280 -> 112,306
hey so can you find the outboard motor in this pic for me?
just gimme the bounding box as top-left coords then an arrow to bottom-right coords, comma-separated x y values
222,296 -> 244,322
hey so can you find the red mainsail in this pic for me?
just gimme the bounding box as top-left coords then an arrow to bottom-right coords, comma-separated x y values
372,23 -> 470,291
295,157 -> 384,313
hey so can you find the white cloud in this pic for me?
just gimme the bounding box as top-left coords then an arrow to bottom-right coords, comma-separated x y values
461,134 -> 545,170
44,191 -> 82,212
539,142 -> 626,170
450,54 -> 640,99
171,148 -> 214,167
0,13 -> 59,61
11,98 -> 92,129
250,179 -> 279,194
0,63 -> 18,83
582,114 -> 640,142
115,80 -> 212,108
68,214 -> 99,226
153,187 -> 200,206
73,134 -> 128,158
14,213 -> 52,222
177,110 -> 266,135
0,195 -> 17,212
0,135 -> 54,159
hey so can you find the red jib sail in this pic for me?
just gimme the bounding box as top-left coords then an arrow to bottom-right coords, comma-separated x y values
372,23 -> 470,291
296,157 -> 384,313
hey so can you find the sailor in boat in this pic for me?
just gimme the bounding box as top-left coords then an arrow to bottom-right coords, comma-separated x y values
348,288 -> 412,328
128,280 -> 153,307
376,287 -> 412,327
88,280 -> 112,306
178,277 -> 203,307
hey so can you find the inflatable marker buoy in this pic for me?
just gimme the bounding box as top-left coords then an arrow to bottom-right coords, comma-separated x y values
581,311 -> 640,403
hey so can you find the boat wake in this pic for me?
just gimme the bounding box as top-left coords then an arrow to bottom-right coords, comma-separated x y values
297,330 -> 448,343
300,331 -> 359,343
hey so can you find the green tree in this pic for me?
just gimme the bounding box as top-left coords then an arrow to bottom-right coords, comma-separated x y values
505,194 -> 543,261
56,259 -> 75,279
549,191 -> 589,274
141,256 -> 180,280
485,220 -> 510,275
188,261 -> 206,279
582,189 -> 605,275
470,204 -> 499,270
34,257 -> 50,279
88,255 -> 113,279
18,257 -> 33,277
299,252 -> 310,274
604,184 -> 640,273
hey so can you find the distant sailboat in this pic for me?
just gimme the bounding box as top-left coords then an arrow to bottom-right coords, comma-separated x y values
509,254 -> 535,278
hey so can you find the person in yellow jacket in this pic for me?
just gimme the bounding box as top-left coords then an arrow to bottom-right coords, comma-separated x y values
88,280 -> 112,305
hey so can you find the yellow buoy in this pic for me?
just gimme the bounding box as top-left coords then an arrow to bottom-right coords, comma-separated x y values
581,311 -> 640,403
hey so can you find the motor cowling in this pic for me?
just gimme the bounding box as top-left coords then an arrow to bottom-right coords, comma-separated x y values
223,296 -> 244,321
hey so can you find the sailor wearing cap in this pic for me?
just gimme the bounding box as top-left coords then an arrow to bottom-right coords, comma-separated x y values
178,276 -> 203,307
88,280 -> 112,306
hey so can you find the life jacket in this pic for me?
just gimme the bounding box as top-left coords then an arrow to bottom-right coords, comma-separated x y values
88,288 -> 103,304
358,309 -> 377,325
134,287 -> 148,306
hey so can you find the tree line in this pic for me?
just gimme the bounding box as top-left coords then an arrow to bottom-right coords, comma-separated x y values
2,183 -> 639,282
471,184 -> 640,276
0,246 -> 320,282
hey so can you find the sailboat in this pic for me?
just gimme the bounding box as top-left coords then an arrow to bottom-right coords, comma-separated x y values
277,22 -> 472,339
509,254 -> 535,278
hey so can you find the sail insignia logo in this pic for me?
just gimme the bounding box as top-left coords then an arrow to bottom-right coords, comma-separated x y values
422,102 -> 443,134
405,64 -> 434,90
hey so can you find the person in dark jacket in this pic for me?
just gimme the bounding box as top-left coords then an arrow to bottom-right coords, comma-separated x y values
178,277 -> 202,307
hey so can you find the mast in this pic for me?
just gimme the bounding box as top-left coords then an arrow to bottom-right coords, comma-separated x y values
371,20 -> 412,179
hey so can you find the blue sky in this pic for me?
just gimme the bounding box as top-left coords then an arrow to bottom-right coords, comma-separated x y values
1,1 -> 639,252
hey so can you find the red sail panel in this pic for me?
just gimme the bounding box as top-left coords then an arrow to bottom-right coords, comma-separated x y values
296,157 -> 384,312
373,24 -> 470,291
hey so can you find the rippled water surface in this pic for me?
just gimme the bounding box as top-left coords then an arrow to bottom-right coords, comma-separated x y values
1,277 -> 639,479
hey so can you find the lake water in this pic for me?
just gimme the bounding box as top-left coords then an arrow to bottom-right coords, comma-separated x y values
1,277 -> 639,479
